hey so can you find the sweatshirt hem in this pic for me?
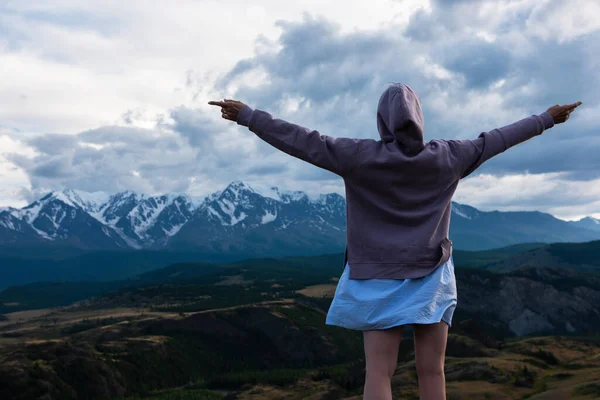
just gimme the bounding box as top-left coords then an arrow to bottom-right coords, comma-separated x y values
346,238 -> 453,280
348,258 -> 450,280
325,314 -> 453,331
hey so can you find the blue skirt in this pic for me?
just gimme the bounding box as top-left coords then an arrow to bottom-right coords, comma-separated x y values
325,256 -> 458,330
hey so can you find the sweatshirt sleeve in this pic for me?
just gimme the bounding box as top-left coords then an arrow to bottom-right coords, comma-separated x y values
448,111 -> 555,179
237,104 -> 364,177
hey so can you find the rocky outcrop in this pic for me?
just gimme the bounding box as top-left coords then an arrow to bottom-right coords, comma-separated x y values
456,268 -> 600,336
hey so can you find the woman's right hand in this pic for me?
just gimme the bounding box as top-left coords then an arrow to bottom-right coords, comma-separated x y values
546,101 -> 583,124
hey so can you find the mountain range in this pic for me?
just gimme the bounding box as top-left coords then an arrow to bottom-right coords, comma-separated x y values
0,180 -> 599,257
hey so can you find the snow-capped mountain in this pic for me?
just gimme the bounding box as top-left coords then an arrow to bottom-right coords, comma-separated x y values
0,181 -> 349,255
1,190 -> 128,249
97,192 -> 197,248
1,181 -> 599,254
164,181 -> 347,256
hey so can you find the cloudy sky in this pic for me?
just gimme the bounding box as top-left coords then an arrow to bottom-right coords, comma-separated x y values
0,0 -> 599,220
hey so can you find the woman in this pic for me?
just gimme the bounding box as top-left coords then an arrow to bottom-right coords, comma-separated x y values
209,84 -> 582,400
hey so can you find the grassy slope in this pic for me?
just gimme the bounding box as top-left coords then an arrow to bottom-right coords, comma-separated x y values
0,249 -> 247,290
481,240 -> 600,273
452,242 -> 547,269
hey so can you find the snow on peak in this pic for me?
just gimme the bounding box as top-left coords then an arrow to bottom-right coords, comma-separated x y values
250,185 -> 283,201
202,181 -> 256,206
122,193 -> 195,238
261,210 -> 277,224
164,192 -> 192,203
59,189 -> 112,211
313,193 -> 344,204
250,184 -> 309,203
111,190 -> 144,201
228,180 -> 253,190
11,193 -> 62,223
452,202 -> 479,220
223,180 -> 256,199
241,182 -> 343,204
72,189 -> 112,205
453,208 -> 471,220
189,194 -> 210,209
279,189 -> 308,202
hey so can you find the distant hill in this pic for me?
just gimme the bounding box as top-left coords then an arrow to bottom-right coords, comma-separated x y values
452,242 -> 547,269
0,237 -> 589,291
0,253 -> 346,312
0,250 -> 242,290
568,216 -> 600,232
481,240 -> 600,274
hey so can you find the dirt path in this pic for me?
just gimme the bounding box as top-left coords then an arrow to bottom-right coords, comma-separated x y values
184,298 -> 295,316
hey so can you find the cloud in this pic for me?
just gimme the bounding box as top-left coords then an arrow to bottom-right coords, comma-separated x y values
1,104 -> 302,202
28,134 -> 78,154
525,0 -> 600,43
32,156 -> 74,178
441,39 -> 512,89
220,2 -> 599,180
0,0 -> 599,220
168,106 -> 222,148
4,124 -> 200,199
0,0 -> 425,134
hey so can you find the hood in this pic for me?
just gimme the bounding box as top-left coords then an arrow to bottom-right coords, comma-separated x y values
377,83 -> 425,155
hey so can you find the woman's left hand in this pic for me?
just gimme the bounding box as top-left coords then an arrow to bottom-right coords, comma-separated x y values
208,99 -> 246,122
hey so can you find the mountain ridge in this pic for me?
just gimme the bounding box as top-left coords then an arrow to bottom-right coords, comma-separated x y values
1,180 -> 599,255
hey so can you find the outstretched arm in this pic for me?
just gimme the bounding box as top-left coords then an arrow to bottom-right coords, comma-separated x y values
208,99 -> 364,177
448,101 -> 583,179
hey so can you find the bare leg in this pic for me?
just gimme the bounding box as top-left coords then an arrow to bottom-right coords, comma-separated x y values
413,322 -> 448,400
362,326 -> 403,400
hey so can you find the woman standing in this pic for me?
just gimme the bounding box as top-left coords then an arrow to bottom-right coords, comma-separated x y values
209,84 -> 581,400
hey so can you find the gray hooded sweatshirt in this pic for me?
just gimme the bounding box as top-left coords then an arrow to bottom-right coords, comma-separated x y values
237,83 -> 555,279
